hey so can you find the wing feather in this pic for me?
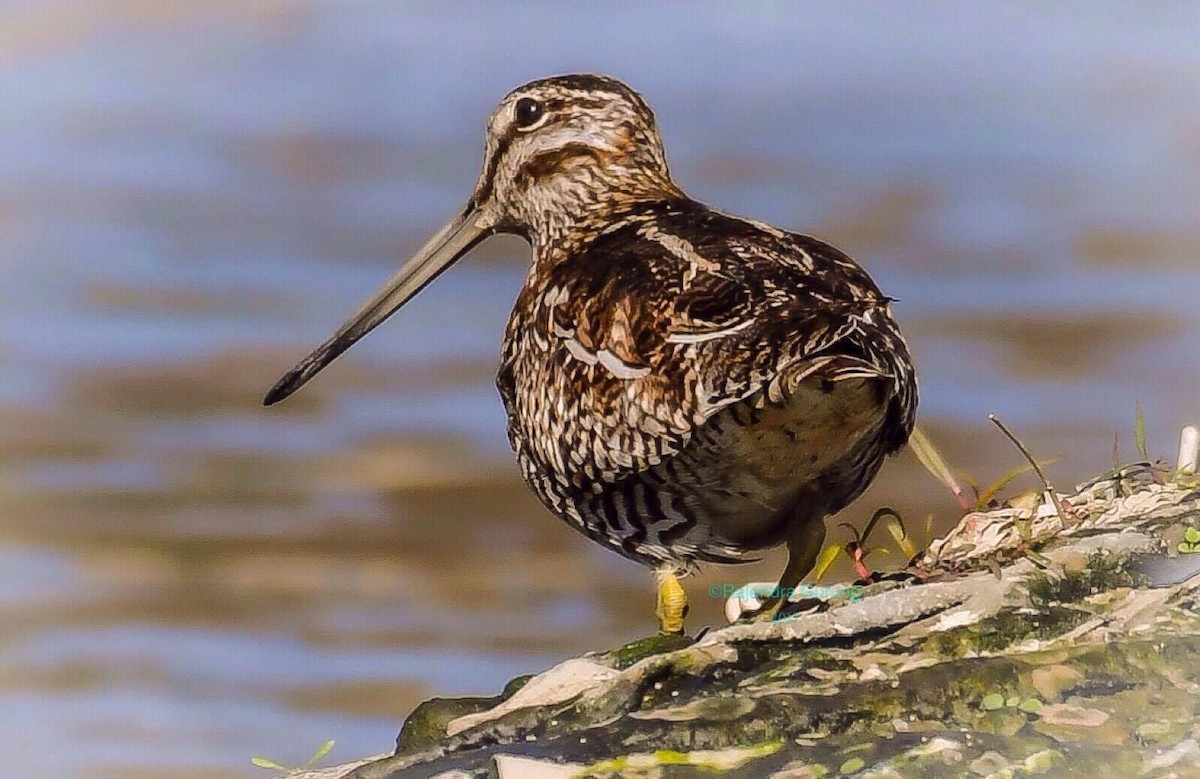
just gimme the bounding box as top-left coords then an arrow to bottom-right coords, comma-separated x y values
502,198 -> 915,485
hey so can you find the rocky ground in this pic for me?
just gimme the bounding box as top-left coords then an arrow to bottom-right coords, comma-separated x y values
296,458 -> 1200,779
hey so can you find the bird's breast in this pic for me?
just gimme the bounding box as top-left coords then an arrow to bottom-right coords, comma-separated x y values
496,291 -> 690,488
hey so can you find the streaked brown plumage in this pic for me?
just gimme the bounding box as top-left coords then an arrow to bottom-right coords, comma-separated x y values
265,74 -> 918,631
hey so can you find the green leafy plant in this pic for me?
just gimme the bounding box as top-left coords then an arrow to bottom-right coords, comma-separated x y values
912,421 -> 1066,513
1175,471 -> 1200,489
837,507 -> 906,580
1111,403 -> 1187,486
252,740 -> 335,775
1179,527 -> 1200,555
962,457 -> 1062,511
809,503 -> 946,586
810,508 -> 909,582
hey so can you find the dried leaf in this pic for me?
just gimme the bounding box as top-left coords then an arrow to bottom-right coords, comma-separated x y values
909,427 -> 971,511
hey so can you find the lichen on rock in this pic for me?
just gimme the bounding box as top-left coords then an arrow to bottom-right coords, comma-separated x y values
300,463 -> 1200,779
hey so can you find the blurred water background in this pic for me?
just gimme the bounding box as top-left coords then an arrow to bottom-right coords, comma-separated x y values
1,2 -> 1198,776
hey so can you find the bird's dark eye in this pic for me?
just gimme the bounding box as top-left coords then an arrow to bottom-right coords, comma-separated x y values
513,97 -> 544,129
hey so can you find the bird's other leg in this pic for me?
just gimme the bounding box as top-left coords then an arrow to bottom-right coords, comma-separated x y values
747,517 -> 827,622
654,564 -> 689,635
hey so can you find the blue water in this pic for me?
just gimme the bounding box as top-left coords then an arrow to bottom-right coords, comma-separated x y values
0,2 -> 1198,776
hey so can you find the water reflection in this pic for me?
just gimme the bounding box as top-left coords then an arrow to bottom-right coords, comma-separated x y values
1,2 -> 1198,776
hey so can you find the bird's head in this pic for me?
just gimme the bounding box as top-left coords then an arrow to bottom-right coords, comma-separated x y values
263,74 -> 673,406
469,74 -> 676,240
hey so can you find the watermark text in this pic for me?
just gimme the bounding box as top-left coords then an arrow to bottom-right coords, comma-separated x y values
707,582 -> 863,602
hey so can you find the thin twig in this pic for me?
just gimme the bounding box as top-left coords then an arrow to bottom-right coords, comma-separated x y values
987,413 -> 1071,528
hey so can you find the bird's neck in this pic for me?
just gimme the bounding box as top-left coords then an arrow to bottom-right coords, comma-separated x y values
523,178 -> 686,260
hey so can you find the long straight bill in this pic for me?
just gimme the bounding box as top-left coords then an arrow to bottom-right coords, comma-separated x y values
263,205 -> 487,405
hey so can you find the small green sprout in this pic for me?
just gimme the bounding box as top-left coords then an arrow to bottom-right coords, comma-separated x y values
810,507 -> 911,582
1018,697 -> 1043,714
980,692 -> 1005,711
810,541 -> 843,582
251,739 -> 335,775
979,691 -> 1042,713
1134,401 -> 1149,461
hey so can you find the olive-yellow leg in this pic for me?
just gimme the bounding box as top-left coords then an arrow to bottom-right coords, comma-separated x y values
654,566 -> 689,635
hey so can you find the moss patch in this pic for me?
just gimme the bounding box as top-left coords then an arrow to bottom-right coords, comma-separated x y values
1027,551 -> 1141,606
394,694 -> 500,755
602,633 -> 695,670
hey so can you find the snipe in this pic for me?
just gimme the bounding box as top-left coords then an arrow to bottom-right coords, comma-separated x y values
265,74 -> 918,634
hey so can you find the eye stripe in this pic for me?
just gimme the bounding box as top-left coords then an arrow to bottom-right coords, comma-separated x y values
474,102 -> 569,202
473,84 -> 637,205
474,126 -> 520,205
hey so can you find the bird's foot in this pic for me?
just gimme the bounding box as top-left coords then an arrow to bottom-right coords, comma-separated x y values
743,595 -> 787,623
654,567 -> 689,635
